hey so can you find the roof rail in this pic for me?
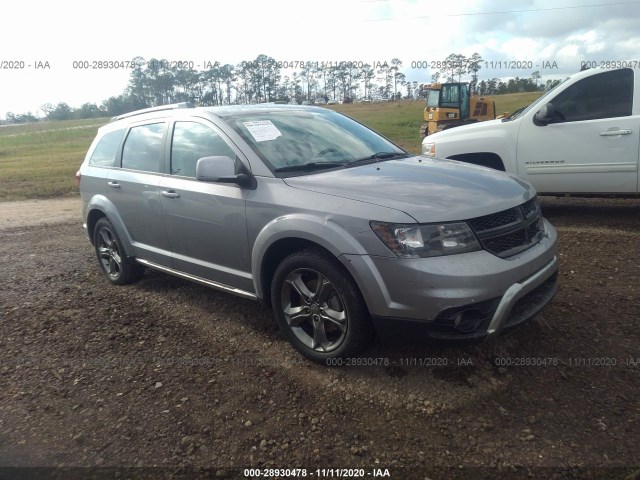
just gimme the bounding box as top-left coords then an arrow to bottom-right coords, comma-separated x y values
110,102 -> 195,122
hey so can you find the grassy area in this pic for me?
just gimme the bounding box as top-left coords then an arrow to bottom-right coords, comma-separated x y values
0,118 -> 109,201
329,101 -> 426,154
329,92 -> 544,154
492,91 -> 544,116
0,118 -> 107,137
0,92 -> 543,202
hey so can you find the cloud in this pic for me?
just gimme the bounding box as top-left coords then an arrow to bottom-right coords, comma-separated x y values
3,0 -> 640,113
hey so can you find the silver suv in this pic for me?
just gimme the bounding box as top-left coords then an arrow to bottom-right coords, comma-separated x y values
78,103 -> 558,362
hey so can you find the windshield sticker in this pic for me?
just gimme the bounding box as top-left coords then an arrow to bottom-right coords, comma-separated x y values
243,120 -> 282,142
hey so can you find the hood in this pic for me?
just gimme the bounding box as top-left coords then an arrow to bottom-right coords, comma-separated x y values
428,118 -> 505,141
283,156 -> 534,223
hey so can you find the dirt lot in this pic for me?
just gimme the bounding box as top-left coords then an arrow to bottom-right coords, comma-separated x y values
1,196 -> 639,479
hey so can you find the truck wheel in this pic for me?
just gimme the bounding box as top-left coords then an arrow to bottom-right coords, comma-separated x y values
271,249 -> 373,363
93,218 -> 144,285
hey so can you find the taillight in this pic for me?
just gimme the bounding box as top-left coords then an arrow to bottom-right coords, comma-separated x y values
75,170 -> 81,185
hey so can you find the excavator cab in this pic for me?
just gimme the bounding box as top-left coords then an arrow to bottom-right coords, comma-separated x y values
420,82 -> 496,137
440,83 -> 470,118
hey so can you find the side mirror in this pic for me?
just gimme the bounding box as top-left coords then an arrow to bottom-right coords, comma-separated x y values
533,102 -> 556,126
196,156 -> 253,188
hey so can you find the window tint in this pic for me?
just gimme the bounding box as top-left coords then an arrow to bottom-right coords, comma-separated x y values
440,84 -> 460,109
89,129 -> 125,167
121,123 -> 165,172
551,68 -> 633,123
171,122 -> 236,177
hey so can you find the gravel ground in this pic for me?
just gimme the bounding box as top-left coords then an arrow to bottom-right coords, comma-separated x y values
0,196 -> 639,480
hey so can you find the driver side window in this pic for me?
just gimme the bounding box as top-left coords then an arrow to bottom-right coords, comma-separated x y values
171,122 -> 236,177
551,68 -> 633,123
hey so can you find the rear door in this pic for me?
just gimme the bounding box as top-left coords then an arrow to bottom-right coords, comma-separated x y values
516,68 -> 639,193
105,121 -> 173,265
159,119 -> 252,292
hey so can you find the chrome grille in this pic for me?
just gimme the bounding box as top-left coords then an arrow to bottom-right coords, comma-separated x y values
468,196 -> 544,257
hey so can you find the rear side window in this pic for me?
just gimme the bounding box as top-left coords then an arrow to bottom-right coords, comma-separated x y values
121,123 -> 165,173
551,68 -> 634,122
89,129 -> 125,167
171,122 -> 236,177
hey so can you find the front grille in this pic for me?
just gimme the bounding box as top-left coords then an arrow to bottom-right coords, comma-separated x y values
521,196 -> 539,219
468,196 -> 544,257
468,208 -> 520,231
484,229 -> 528,254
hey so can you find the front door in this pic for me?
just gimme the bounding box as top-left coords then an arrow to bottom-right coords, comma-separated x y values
516,68 -> 639,194
159,120 -> 252,292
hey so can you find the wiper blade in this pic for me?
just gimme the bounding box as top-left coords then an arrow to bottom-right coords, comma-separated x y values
274,161 -> 346,173
346,151 -> 409,166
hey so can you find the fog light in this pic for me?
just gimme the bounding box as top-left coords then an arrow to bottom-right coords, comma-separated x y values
453,309 -> 484,333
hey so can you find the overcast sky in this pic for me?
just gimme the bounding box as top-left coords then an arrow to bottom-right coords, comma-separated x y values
1,0 -> 639,116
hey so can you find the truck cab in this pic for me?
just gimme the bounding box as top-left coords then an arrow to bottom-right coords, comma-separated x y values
422,65 -> 640,195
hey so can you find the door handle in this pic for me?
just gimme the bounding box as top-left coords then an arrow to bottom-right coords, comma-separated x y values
161,190 -> 180,199
107,181 -> 121,189
599,129 -> 632,136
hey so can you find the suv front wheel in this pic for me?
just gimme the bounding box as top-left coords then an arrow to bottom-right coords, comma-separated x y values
93,218 -> 144,285
271,249 -> 373,363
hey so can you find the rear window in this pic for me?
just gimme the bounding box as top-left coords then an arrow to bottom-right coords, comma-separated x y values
121,123 -> 165,173
89,129 -> 125,167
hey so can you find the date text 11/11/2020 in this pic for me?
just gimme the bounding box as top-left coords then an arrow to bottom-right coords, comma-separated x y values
409,60 -> 559,70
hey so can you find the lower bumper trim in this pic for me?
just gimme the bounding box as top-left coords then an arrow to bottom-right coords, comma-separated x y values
371,257 -> 559,344
486,256 -> 558,338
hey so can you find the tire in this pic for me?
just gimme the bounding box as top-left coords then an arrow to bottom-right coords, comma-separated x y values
93,218 -> 144,285
271,248 -> 373,363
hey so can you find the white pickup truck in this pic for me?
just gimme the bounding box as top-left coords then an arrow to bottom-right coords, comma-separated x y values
422,65 -> 640,194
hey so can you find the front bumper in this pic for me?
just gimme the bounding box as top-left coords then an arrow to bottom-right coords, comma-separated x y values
371,259 -> 557,343
341,220 -> 558,342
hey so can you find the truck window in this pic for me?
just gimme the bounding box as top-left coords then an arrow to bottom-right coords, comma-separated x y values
550,68 -> 633,123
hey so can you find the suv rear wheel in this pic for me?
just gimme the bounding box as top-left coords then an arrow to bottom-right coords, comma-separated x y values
271,249 -> 373,363
93,218 -> 144,285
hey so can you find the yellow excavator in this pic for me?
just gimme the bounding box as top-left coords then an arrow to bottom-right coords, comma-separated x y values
419,82 -> 504,137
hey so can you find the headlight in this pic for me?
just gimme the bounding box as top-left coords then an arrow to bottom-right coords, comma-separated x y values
370,221 -> 480,258
422,141 -> 435,156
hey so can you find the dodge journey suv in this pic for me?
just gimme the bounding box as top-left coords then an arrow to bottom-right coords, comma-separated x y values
78,103 -> 558,362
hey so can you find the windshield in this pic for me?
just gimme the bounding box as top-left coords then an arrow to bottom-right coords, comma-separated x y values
504,78 -> 569,121
426,89 -> 440,108
221,109 -> 406,174
440,84 -> 461,109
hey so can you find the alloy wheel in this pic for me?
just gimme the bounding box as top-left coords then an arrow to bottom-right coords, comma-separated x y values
96,226 -> 122,280
280,268 -> 348,352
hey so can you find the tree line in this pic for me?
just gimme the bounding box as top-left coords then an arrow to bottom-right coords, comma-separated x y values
3,53 -> 563,123
426,52 -> 562,96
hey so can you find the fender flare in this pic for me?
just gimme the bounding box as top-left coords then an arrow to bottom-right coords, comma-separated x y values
85,195 -> 135,255
251,214 -> 370,300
